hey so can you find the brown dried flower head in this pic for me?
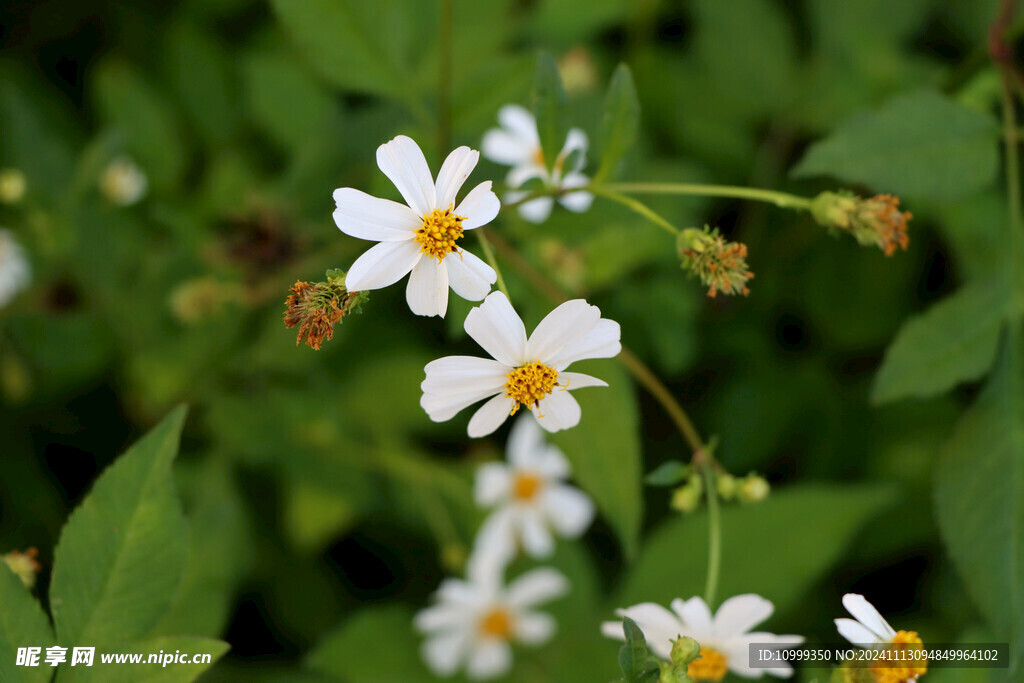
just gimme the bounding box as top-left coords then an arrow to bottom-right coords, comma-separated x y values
3,547 -> 41,588
283,270 -> 367,350
811,191 -> 911,256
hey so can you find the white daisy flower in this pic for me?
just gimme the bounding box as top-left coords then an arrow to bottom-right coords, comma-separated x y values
481,105 -> 594,223
474,415 -> 595,559
835,593 -> 927,682
101,156 -> 148,206
333,135 -> 500,318
601,594 -> 804,681
414,550 -> 568,680
420,291 -> 621,437
0,229 -> 31,308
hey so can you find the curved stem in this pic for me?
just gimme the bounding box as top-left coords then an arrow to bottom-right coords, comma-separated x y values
589,186 -> 680,236
701,462 -> 722,607
476,228 -> 511,299
603,182 -> 813,211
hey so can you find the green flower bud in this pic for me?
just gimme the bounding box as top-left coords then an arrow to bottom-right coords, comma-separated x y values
738,474 -> 770,503
0,169 -> 26,204
715,473 -> 737,501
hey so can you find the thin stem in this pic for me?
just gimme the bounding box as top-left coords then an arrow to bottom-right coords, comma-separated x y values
438,0 -> 453,153
589,186 -> 680,236
603,182 -> 813,211
701,462 -> 722,607
1000,69 -> 1023,236
476,228 -> 511,298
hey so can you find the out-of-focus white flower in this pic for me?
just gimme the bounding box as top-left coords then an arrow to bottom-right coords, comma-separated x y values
420,291 -> 620,437
101,156 -> 148,206
482,105 -> 593,223
0,229 -> 31,308
0,169 -> 27,204
414,549 -> 568,680
835,593 -> 927,683
474,416 -> 594,559
601,594 -> 804,680
332,135 -> 499,318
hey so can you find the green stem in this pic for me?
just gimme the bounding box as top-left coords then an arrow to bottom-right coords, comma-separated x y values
476,228 -> 511,298
588,186 -> 680,236
1000,70 -> 1022,236
603,182 -> 813,211
702,462 -> 722,607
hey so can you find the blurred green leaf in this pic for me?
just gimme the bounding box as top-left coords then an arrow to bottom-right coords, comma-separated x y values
532,53 -> 569,175
531,0 -> 630,43
164,22 -> 239,145
644,461 -> 690,487
50,407 -> 189,646
5,312 -> 115,397
872,280 -> 1007,404
0,563 -> 55,683
67,636 -> 229,683
550,359 -> 642,558
617,484 -> 895,613
595,64 -> 640,183
792,89 -> 999,200
934,329 -> 1024,678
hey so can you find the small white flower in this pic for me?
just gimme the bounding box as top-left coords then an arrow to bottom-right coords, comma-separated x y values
474,416 -> 595,559
482,105 -> 594,223
101,156 -> 148,206
333,136 -> 499,318
420,291 -> 621,437
834,593 -> 927,682
414,550 -> 568,680
0,229 -> 31,308
601,594 -> 804,680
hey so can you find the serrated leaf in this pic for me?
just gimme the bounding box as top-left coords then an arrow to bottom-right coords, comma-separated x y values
872,280 -> 1007,404
0,564 -> 55,683
792,89 -> 999,200
50,407 -> 189,647
934,328 -> 1024,678
550,359 -> 642,558
618,617 -> 660,683
595,64 -> 640,183
532,52 -> 569,175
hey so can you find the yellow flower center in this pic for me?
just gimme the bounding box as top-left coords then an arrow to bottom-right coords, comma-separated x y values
504,361 -> 559,415
871,631 -> 927,683
478,607 -> 514,639
415,206 -> 465,262
512,472 -> 543,501
687,646 -> 728,681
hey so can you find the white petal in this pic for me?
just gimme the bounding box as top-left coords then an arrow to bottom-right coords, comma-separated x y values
558,128 -> 589,169
558,173 -> 594,212
475,463 -> 511,506
532,445 -> 571,479
526,299 -> 602,363
471,509 -> 518,579
466,639 -> 512,680
415,604 -> 470,633
835,618 -> 880,646
464,292 -> 528,367
436,577 -> 481,606
515,611 -> 557,645
533,391 -> 581,433
842,594 -> 896,640
422,388 -> 502,424
482,129 -> 534,166
421,631 -> 471,677
507,164 -> 547,189
614,603 -> 686,660
332,187 -> 420,241
376,135 -> 436,216
436,146 -> 479,209
559,372 -> 608,390
673,597 -> 714,636
505,567 -> 569,608
601,619 -> 627,642
344,240 -> 422,291
422,356 -> 510,393
406,257 -> 450,318
546,318 -> 621,371
447,249 -> 496,301
506,414 -> 544,468
517,196 -> 554,223
467,394 -> 515,438
497,104 -> 539,144
456,181 -> 500,229
519,511 -> 555,558
713,594 -> 774,637
542,485 -> 595,537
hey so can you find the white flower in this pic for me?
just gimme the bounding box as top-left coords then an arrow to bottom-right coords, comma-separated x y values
601,595 -> 804,680
482,105 -> 593,223
101,156 -> 147,206
835,593 -> 927,682
420,291 -> 621,437
0,229 -> 31,308
474,416 -> 595,559
414,550 -> 568,680
333,136 -> 500,318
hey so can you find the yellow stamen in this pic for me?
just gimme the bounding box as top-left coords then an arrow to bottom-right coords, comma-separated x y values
512,472 -> 543,501
478,607 -> 514,639
687,646 -> 728,681
504,361 -> 559,415
871,631 -> 927,683
415,205 -> 465,262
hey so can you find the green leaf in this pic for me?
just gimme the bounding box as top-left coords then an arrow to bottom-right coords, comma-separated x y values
532,52 -> 569,175
531,0 -> 631,43
934,328 -> 1024,678
618,617 -> 661,683
792,89 -> 999,200
65,636 -> 229,683
0,564 -> 55,683
595,64 -> 640,183
645,461 -> 690,488
164,22 -> 238,145
871,280 -> 1007,404
550,359 -> 642,558
617,484 -> 895,612
50,407 -> 190,646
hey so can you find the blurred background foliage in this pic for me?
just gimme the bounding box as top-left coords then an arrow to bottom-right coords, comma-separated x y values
0,0 -> 1017,680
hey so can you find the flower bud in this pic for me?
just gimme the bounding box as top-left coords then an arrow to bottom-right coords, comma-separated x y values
678,226 -> 754,297
0,169 -> 27,205
810,191 -> 911,256
715,473 -> 738,501
670,475 -> 704,514
558,47 -> 598,95
738,474 -> 770,503
101,156 -> 148,206
283,270 -> 368,350
3,548 -> 41,588
671,636 -> 701,666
